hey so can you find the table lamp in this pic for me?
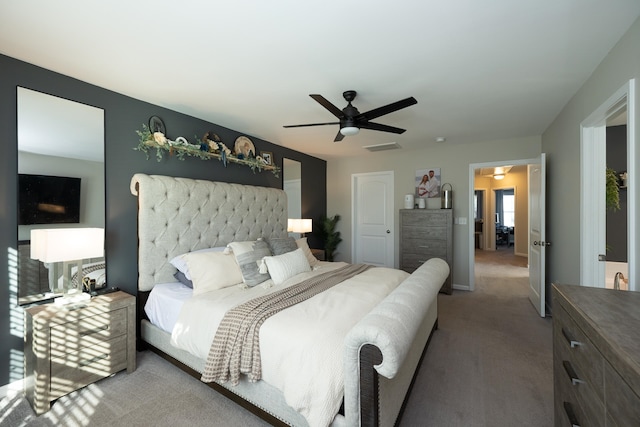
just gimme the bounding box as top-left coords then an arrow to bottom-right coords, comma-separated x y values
287,218 -> 312,238
30,228 -> 104,305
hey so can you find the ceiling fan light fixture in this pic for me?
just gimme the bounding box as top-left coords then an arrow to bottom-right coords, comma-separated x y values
340,126 -> 360,136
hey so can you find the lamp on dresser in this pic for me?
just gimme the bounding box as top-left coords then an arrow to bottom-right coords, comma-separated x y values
30,227 -> 104,304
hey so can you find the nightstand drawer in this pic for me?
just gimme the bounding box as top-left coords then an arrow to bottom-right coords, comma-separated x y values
50,334 -> 128,398
50,308 -> 128,356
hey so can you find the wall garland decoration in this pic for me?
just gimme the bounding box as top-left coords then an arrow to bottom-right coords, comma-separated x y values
134,125 -> 279,176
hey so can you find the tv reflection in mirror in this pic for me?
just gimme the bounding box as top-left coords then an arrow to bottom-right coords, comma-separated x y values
19,173 -> 81,225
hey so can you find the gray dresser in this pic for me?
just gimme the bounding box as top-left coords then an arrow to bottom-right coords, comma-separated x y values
552,284 -> 640,426
399,209 -> 453,294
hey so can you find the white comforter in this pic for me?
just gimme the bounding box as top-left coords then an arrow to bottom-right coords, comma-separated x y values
171,261 -> 409,427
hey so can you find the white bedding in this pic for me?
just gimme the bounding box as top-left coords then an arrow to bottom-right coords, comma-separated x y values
145,282 -> 193,333
170,261 -> 409,427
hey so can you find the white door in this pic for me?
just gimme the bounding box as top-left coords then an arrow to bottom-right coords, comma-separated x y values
528,153 -> 546,317
352,171 -> 394,267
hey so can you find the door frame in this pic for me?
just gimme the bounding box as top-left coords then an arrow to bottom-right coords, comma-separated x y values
351,170 -> 395,267
468,157 -> 540,291
580,79 -> 636,290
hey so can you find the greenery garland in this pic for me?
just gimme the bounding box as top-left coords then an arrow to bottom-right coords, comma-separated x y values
134,125 -> 280,176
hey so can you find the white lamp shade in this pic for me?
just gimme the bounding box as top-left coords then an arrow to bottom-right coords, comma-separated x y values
287,218 -> 312,234
339,126 -> 360,136
30,228 -> 104,262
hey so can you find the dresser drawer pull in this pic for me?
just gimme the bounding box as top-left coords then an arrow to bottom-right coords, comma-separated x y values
562,361 -> 585,386
79,353 -> 108,368
79,325 -> 109,336
563,402 -> 581,427
561,328 -> 582,348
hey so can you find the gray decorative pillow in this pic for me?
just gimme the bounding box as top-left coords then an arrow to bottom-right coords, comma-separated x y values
227,240 -> 272,287
265,236 -> 298,256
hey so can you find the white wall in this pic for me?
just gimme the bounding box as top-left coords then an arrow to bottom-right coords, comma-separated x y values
327,135 -> 541,288
542,16 -> 640,289
18,151 -> 105,240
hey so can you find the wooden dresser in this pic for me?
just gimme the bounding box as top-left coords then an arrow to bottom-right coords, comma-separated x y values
552,284 -> 640,426
399,209 -> 453,294
24,291 -> 136,414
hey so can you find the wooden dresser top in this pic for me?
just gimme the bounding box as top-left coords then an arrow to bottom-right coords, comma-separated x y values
553,283 -> 640,395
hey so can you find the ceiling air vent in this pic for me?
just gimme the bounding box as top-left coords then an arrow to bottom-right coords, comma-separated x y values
362,142 -> 401,152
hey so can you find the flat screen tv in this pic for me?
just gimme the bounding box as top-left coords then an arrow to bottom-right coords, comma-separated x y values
19,174 -> 81,225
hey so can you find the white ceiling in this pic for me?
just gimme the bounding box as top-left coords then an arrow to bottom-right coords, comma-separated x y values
3,1 -> 639,161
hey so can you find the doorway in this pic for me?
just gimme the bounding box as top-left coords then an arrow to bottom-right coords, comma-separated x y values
580,79 -> 636,290
468,159 -> 537,292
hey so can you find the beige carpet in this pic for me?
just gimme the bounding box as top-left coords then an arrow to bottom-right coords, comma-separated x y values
399,248 -> 553,426
2,250 -> 553,426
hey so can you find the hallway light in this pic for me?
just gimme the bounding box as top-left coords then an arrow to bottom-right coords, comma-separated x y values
493,174 -> 505,180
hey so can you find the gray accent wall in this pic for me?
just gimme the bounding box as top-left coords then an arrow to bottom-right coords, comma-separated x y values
0,54 -> 326,389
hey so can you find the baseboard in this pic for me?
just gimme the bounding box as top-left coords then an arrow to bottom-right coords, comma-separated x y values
0,378 -> 24,400
452,283 -> 470,291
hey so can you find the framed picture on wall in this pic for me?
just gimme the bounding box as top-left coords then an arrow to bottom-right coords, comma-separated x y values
260,151 -> 273,165
415,168 -> 441,198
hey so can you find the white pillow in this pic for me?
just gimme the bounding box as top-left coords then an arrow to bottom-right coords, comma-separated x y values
183,251 -> 243,295
170,247 -> 226,280
263,248 -> 311,286
296,237 -> 320,267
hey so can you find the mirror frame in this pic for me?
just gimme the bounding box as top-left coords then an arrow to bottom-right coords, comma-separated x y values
16,87 -> 106,305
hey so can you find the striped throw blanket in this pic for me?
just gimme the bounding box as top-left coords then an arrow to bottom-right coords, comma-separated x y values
201,263 -> 372,385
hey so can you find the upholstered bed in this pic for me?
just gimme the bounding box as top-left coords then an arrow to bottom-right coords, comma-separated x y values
130,173 -> 449,427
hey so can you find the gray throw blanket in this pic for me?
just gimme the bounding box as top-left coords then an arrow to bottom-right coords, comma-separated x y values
201,263 -> 372,385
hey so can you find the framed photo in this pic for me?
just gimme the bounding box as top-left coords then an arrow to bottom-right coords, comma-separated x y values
260,151 -> 273,166
415,168 -> 441,198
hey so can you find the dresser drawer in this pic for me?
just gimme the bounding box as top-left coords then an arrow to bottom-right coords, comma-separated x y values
604,361 -> 640,426
555,361 -> 601,427
401,253 -> 444,272
50,334 -> 128,398
553,345 -> 605,426
553,303 -> 604,400
401,226 -> 447,241
401,212 -> 450,227
50,308 -> 128,356
401,238 -> 447,256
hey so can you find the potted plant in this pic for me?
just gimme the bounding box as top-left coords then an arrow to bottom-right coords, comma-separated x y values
606,167 -> 620,211
320,214 -> 342,262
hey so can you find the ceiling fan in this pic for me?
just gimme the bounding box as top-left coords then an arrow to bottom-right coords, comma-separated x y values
283,90 -> 418,142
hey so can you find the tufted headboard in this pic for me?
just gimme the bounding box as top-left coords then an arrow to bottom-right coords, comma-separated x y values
130,174 -> 288,291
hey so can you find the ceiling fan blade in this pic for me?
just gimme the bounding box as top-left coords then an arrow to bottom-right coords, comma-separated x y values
334,131 -> 345,142
357,97 -> 417,121
359,122 -> 406,134
283,122 -> 339,128
310,94 -> 344,118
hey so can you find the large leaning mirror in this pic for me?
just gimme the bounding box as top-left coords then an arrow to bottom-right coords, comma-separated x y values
17,87 -> 105,305
283,158 -> 302,237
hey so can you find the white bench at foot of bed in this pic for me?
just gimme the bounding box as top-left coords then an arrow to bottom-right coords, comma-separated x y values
344,257 -> 449,427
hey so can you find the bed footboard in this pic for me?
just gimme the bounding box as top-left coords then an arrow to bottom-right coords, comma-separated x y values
344,258 -> 450,427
